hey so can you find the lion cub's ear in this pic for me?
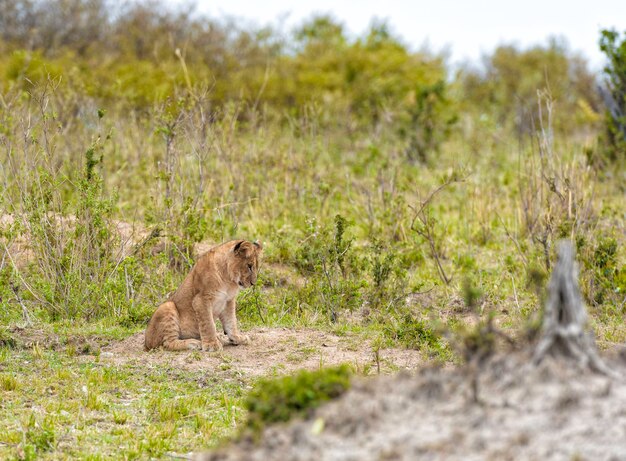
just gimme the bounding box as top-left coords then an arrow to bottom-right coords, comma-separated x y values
234,240 -> 257,257
253,240 -> 263,251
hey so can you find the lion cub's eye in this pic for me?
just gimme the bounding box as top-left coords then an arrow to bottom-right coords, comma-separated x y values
248,264 -> 253,271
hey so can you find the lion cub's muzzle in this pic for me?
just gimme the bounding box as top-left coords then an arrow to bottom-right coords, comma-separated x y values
239,277 -> 256,288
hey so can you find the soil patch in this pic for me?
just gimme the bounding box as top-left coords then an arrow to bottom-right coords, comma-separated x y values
101,327 -> 423,377
4,326 -> 115,355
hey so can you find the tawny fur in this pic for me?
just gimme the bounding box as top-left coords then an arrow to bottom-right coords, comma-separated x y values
144,240 -> 262,352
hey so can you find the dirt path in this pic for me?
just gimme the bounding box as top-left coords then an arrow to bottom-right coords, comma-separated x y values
101,327 -> 423,377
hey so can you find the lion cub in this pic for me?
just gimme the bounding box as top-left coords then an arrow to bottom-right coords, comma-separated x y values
145,240 -> 262,352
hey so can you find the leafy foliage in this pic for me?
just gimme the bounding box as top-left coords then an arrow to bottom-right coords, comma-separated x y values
295,216 -> 364,321
460,39 -> 600,135
580,236 -> 626,308
244,365 -> 351,434
399,81 -> 458,163
0,3 -> 449,132
599,29 -> 626,160
383,313 -> 451,361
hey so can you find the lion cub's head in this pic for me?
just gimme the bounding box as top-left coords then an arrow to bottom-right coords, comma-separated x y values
230,240 -> 263,288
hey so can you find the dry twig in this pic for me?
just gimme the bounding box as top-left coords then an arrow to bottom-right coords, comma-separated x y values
409,174 -> 466,285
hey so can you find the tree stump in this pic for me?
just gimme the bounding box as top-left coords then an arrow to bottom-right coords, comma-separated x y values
533,240 -> 615,376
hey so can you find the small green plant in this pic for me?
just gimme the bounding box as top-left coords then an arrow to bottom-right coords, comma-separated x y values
383,312 -> 451,361
244,365 -> 352,434
179,196 -> 209,258
235,283 -> 272,325
148,396 -> 193,423
462,277 -> 483,311
84,388 -> 107,411
0,374 -> 18,391
0,327 -> 17,349
112,411 -> 129,425
0,265 -> 18,321
453,277 -> 516,402
410,173 -> 464,285
457,312 -> 499,364
22,413 -> 56,458
31,343 -> 43,360
582,236 -> 626,308
295,215 -> 363,321
366,240 -> 407,313
295,215 -> 355,276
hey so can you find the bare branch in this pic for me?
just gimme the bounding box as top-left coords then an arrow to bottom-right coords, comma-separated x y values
409,174 -> 467,285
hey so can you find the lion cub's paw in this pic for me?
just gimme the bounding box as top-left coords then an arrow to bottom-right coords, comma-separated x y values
202,339 -> 223,352
228,334 -> 250,346
187,339 -> 202,350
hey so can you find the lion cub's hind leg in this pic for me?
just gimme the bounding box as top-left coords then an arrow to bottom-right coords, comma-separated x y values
145,301 -> 202,351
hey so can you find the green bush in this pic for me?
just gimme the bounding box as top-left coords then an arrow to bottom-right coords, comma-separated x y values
459,39 -> 599,135
398,80 -> 458,163
19,134 -> 119,320
366,240 -> 408,313
585,236 -> 626,307
244,365 -> 352,434
383,312 -> 451,360
295,215 -> 364,321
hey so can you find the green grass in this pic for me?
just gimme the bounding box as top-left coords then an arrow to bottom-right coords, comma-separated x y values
0,344 -> 246,460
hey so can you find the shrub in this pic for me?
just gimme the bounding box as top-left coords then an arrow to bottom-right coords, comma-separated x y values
459,39 -> 599,136
399,80 -> 458,163
365,240 -> 408,313
295,215 -> 364,321
244,365 -> 351,434
20,133 -> 118,319
383,312 -> 451,361
580,236 -> 626,308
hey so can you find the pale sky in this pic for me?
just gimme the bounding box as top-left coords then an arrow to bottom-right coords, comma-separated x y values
176,0 -> 625,70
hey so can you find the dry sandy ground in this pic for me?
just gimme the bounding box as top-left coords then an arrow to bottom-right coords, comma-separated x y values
198,352 -> 626,461
101,328 -> 422,377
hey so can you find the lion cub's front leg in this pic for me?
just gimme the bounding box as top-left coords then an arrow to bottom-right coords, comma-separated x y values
192,294 -> 223,352
220,299 -> 250,345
